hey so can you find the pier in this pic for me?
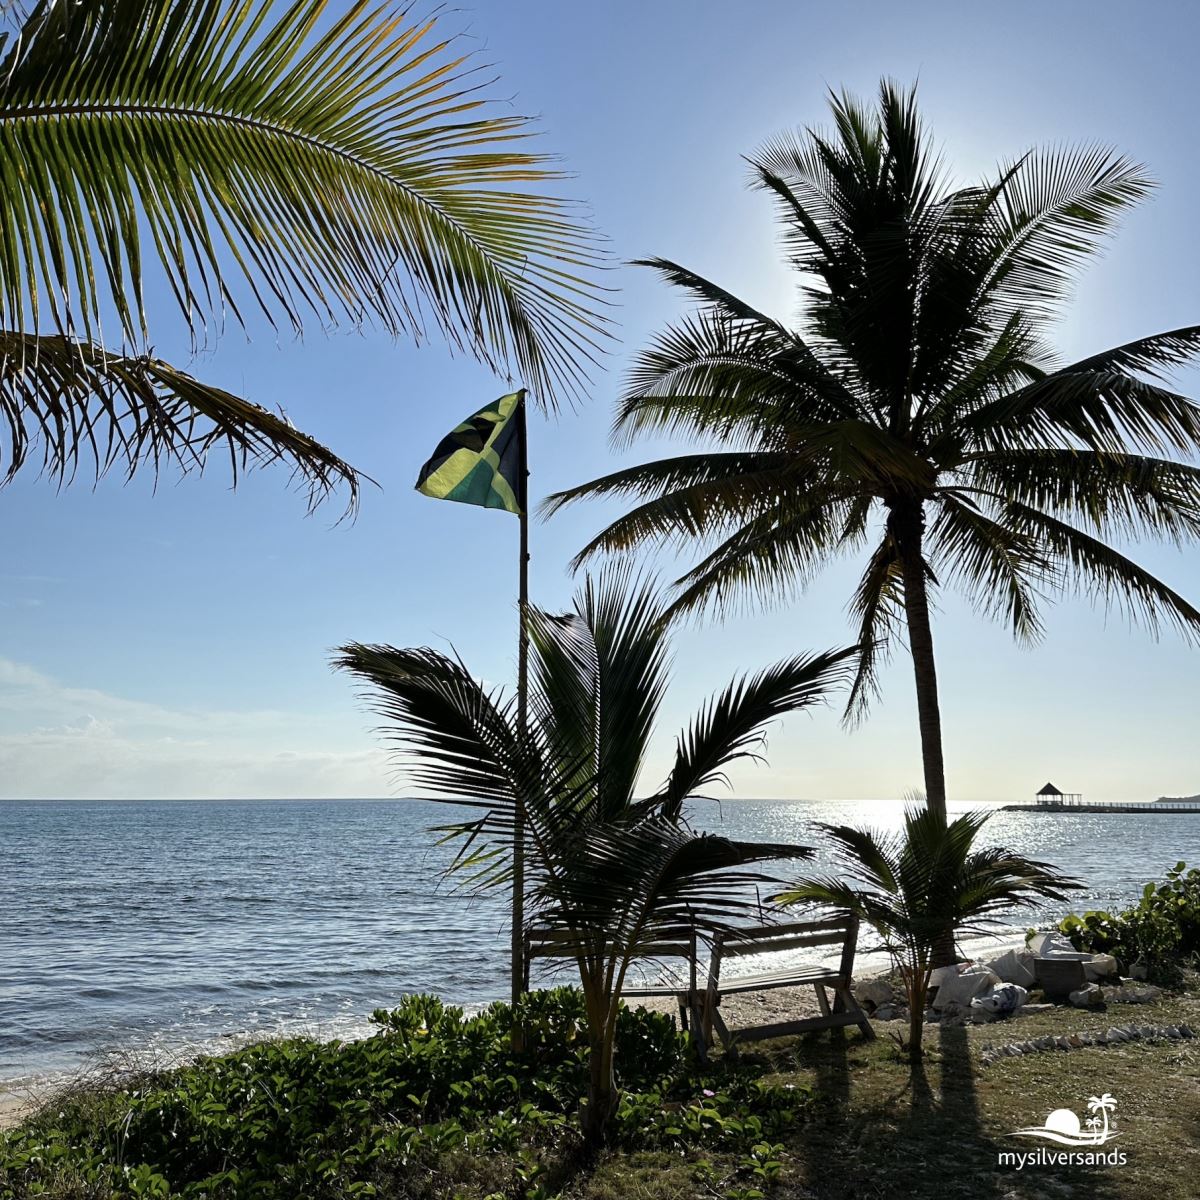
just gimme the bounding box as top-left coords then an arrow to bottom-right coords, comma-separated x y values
1003,780 -> 1200,813
1001,799 -> 1200,813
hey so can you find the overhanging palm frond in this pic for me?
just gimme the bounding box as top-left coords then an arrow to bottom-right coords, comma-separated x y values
0,331 -> 360,507
659,647 -> 859,817
0,0 -> 609,407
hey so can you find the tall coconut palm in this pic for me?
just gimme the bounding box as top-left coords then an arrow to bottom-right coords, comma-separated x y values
545,81 -> 1200,821
0,0 -> 607,509
776,807 -> 1080,1060
335,571 -> 856,1143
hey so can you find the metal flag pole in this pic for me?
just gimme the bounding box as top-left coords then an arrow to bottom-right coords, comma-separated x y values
511,389 -> 529,1009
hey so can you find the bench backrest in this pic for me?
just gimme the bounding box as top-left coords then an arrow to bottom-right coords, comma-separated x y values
708,914 -> 860,988
523,926 -> 697,991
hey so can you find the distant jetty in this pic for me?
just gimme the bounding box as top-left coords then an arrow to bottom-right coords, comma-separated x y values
1002,781 -> 1200,813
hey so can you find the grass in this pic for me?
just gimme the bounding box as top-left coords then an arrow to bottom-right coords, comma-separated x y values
572,988 -> 1200,1200
714,989 -> 1200,1200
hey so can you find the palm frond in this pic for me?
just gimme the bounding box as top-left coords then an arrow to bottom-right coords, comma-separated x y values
979,145 -> 1153,318
843,534 -> 904,721
1003,502 -> 1200,643
961,449 -> 1200,543
658,647 -> 859,817
0,330 -> 360,507
332,642 -> 521,810
0,0 -> 609,406
928,493 -> 1050,641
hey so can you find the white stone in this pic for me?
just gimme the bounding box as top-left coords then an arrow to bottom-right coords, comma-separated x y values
1083,954 -> 1119,982
1069,983 -> 1103,1008
928,962 -> 972,990
988,948 -> 1037,988
932,968 -> 1001,1011
1026,931 -> 1093,960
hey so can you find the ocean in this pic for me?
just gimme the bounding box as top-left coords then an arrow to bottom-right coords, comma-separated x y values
1,796 -> 1193,1091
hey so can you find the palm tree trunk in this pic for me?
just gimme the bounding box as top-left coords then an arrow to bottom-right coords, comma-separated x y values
581,1023 -> 618,1148
890,501 -> 948,824
891,501 -> 955,968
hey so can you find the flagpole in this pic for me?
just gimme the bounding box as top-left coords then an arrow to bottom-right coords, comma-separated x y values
511,390 -> 529,1010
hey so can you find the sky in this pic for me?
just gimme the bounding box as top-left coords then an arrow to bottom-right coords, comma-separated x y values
3,0 -> 1200,804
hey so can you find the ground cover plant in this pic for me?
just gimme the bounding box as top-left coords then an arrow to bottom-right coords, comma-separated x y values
1060,861 -> 1200,984
0,989 -> 809,1200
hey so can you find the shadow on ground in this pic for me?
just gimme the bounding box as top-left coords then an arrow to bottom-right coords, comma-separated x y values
768,1022 -> 1128,1200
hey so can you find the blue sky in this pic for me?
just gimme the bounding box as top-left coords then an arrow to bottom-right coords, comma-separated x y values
3,0 -> 1199,803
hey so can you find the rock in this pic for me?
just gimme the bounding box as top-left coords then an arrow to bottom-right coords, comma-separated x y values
1166,1026 -> 1181,1039
971,1007 -> 996,1023
1020,1002 -> 1055,1014
1027,931 -> 1093,960
989,948 -> 1037,988
873,1004 -> 900,1021
1056,1035 -> 1073,1050
1130,958 -> 1149,980
1179,1024 -> 1195,1038
1083,953 -> 1119,982
933,968 -> 1001,1011
1108,984 -> 1162,1005
928,962 -> 972,990
853,977 -> 895,1010
1068,1034 -> 1083,1048
1069,983 -> 1103,1008
1139,1025 -> 1155,1040
1106,1027 -> 1127,1042
924,1008 -> 938,1023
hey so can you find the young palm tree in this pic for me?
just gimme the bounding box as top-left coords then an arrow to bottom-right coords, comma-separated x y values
0,0 -> 607,509
335,572 -> 856,1143
545,80 -> 1200,821
776,808 -> 1080,1060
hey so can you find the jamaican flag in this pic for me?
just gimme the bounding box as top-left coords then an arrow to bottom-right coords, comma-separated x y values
415,391 -> 526,515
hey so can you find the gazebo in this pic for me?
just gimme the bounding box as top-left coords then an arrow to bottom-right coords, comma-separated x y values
1035,781 -> 1083,807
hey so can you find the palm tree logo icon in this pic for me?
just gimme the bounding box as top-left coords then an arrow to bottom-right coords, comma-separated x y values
1011,1092 -> 1119,1146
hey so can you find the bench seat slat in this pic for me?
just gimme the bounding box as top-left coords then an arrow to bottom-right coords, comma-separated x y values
713,968 -> 842,994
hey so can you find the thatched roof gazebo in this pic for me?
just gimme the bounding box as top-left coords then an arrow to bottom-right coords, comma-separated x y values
1035,781 -> 1082,806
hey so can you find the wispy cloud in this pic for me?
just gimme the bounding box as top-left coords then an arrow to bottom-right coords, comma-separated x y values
0,657 -> 390,799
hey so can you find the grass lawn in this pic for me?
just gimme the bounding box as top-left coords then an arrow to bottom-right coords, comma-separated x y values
583,991 -> 1200,1200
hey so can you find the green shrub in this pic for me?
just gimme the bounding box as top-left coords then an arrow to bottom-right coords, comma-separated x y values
0,989 -> 805,1200
1059,861 -> 1200,984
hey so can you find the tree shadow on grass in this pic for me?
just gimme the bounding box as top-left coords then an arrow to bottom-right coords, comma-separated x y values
778,1022 -> 1127,1200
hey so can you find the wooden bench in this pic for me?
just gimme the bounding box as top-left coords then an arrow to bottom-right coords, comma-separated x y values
522,926 -> 704,1037
703,915 -> 875,1052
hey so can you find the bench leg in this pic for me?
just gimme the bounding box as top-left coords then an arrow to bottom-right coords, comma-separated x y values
814,984 -> 832,1018
710,1004 -> 737,1059
834,983 -> 875,1041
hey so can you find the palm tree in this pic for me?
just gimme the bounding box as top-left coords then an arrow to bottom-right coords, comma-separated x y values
775,807 -> 1080,1061
335,571 -> 856,1143
545,80 -> 1200,822
0,0 -> 607,509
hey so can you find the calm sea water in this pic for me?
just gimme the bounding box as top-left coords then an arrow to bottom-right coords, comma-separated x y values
1,797 -> 1194,1090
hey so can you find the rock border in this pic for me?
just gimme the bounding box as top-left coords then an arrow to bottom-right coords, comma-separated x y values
978,1022 -> 1196,1067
